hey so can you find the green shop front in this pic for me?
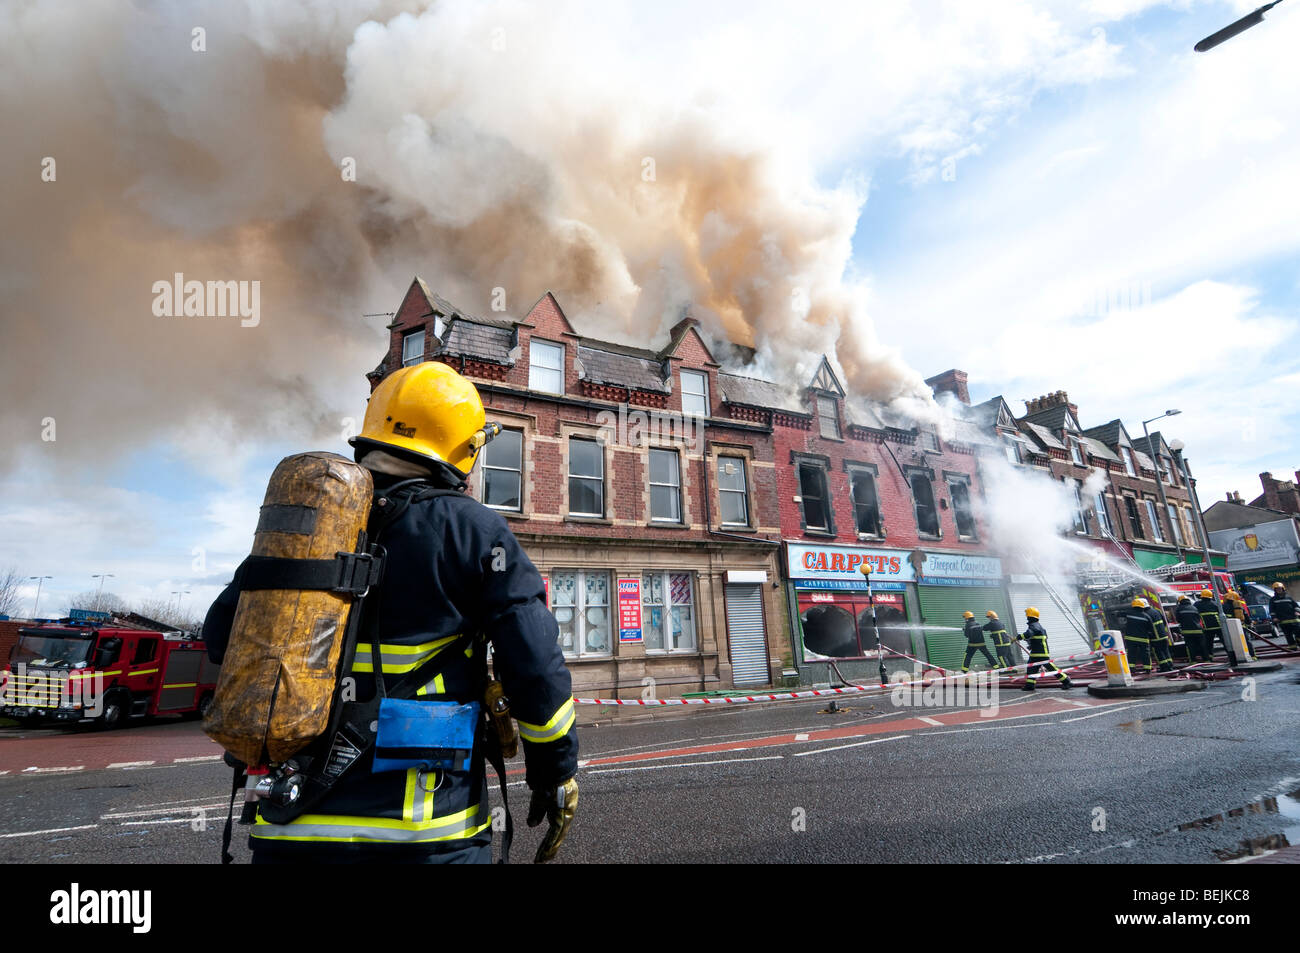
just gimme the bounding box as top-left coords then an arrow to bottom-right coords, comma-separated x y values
785,542 -> 1010,680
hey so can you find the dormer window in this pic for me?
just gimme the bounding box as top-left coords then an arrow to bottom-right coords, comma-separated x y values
1121,446 -> 1137,477
817,396 -> 840,439
401,329 -> 425,367
1069,439 -> 1084,466
681,370 -> 709,417
529,339 -> 565,395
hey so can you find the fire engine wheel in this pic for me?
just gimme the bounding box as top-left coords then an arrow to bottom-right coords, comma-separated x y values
96,692 -> 128,730
186,693 -> 214,721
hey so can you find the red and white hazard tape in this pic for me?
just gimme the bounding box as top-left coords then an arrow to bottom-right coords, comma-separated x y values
573,650 -> 1102,706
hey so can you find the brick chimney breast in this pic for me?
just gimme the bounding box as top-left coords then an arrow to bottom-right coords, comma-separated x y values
925,369 -> 970,405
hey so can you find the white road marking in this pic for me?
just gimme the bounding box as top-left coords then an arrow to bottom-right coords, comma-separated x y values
586,755 -> 783,775
922,723 -> 1052,736
120,817 -> 218,826
106,761 -> 156,769
1059,699 -> 1181,723
794,733 -> 809,741
917,717 -> 944,726
0,824 -> 98,838
172,755 -> 222,764
22,765 -> 84,774
130,794 -> 233,809
793,735 -> 909,757
101,802 -> 229,820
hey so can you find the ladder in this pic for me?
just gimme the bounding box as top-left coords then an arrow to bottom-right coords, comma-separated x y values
1018,552 -> 1092,649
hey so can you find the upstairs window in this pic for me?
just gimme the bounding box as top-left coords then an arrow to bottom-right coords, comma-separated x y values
482,428 -> 523,512
1070,439 -> 1084,466
649,448 -> 681,522
1121,447 -> 1137,477
681,370 -> 709,417
817,396 -> 840,439
567,437 -> 604,517
1125,496 -> 1144,539
910,473 -> 940,537
950,478 -> 977,539
1144,498 -> 1165,543
1068,479 -> 1087,534
529,340 -> 565,395
850,469 -> 882,536
1004,439 -> 1021,465
1095,491 -> 1113,535
401,329 -> 425,367
798,464 -> 830,532
1166,502 -> 1185,546
717,457 -> 749,526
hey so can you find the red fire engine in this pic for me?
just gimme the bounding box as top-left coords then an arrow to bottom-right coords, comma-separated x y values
0,619 -> 219,729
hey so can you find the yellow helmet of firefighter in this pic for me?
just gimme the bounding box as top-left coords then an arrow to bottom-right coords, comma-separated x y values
1199,589 -> 1213,598
1025,606 -> 1040,619
351,363 -> 492,476
1274,582 -> 1286,591
1178,595 -> 1190,604
963,611 -> 975,619
1132,597 -> 1148,608
986,610 -> 998,619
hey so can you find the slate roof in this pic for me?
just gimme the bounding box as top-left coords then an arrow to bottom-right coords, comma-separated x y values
416,279 -> 515,330
1133,449 -> 1156,472
1084,419 -> 1124,447
576,345 -> 668,393
1021,403 -> 1075,433
1021,421 -> 1066,452
718,372 -> 803,414
1082,436 -> 1121,463
438,319 -> 515,365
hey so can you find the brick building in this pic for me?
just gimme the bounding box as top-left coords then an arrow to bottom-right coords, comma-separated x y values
368,279 -> 788,696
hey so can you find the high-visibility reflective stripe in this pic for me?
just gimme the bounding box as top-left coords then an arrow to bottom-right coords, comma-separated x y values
518,698 -> 576,744
162,682 -> 197,689
350,635 -> 462,674
251,803 -> 489,844
1125,637 -> 1150,644
68,670 -> 122,680
415,674 -> 447,698
132,668 -> 160,676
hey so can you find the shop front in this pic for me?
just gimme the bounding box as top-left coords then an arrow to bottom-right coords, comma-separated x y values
785,543 -> 1011,679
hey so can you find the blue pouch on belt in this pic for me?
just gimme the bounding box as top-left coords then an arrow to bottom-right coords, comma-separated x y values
372,698 -> 480,774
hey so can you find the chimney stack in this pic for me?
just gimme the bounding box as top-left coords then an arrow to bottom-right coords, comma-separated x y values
925,369 -> 970,405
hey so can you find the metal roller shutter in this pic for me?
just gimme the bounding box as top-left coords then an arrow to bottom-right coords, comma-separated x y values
916,585 -> 1013,671
1008,581 -> 1090,654
725,584 -> 769,686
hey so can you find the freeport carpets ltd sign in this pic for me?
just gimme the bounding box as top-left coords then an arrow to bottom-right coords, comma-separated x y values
786,544 -> 1003,590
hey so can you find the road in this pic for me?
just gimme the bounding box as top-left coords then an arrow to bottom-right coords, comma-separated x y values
2,662 -> 1297,863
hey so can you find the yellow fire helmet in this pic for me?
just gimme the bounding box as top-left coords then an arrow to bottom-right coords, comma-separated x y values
963,611 -> 975,619
1025,606 -> 1040,619
1178,595 -> 1190,603
1199,589 -> 1213,598
350,362 -> 494,477
986,610 -> 998,618
1275,582 -> 1287,590
1132,597 -> 1148,608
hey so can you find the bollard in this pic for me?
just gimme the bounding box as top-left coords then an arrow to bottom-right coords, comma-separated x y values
1098,629 -> 1133,687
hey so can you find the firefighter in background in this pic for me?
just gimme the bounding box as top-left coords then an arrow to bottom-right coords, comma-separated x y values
1196,589 -> 1224,656
1123,598 -> 1157,674
1222,588 -> 1257,660
1144,598 -> 1175,673
1019,607 -> 1072,691
204,363 -> 578,864
983,610 -> 1015,669
1175,595 -> 1210,662
1270,582 -> 1300,648
960,611 -> 997,672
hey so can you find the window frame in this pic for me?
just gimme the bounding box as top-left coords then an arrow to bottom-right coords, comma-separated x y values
908,469 -> 941,539
641,570 -> 697,654
528,339 -> 566,395
648,447 -> 682,523
1121,446 -> 1137,477
1124,495 -> 1145,539
1166,501 -> 1185,546
551,569 -> 612,659
401,328 -> 425,367
680,370 -> 709,418
848,464 -> 883,537
948,475 -> 978,540
567,436 -> 605,517
481,427 -> 524,513
817,396 -> 841,440
1144,497 -> 1165,543
1094,490 -> 1113,535
717,455 -> 750,528
797,461 -> 832,534
1069,439 -> 1084,466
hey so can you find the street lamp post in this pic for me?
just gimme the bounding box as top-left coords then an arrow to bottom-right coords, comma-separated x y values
1195,1 -> 1286,52
29,576 -> 53,619
171,590 -> 191,616
92,573 -> 115,612
1169,441 -> 1233,658
1142,410 -> 1183,563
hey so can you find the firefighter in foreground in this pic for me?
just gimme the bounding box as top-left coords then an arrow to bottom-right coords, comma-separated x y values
983,610 -> 1015,669
1018,607 -> 1071,690
205,363 -> 578,863
1175,595 -> 1210,662
1270,582 -> 1300,648
960,611 -> 997,672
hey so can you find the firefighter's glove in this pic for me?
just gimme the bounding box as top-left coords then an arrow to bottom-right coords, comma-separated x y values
527,776 -> 578,864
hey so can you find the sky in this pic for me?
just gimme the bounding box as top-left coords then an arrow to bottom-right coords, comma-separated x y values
1,0 -> 1295,620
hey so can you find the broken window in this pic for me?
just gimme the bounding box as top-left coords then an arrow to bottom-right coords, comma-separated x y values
910,473 -> 940,537
798,463 -> 830,532
1125,496 -> 1144,539
850,469 -> 882,536
1095,491 -> 1113,535
1144,498 -> 1165,543
949,478 -> 977,538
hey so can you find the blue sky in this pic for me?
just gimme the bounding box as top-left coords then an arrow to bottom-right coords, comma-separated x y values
2,0 -> 1295,620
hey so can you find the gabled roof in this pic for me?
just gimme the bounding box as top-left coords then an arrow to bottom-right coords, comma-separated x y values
414,277 -> 514,329
809,356 -> 846,397
1132,432 -> 1171,460
1132,449 -> 1156,472
1084,419 -> 1128,448
969,395 -> 1016,431
1081,436 -> 1121,464
1021,402 -> 1076,434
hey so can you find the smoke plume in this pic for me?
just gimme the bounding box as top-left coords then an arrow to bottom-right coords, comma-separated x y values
1,0 -> 937,477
